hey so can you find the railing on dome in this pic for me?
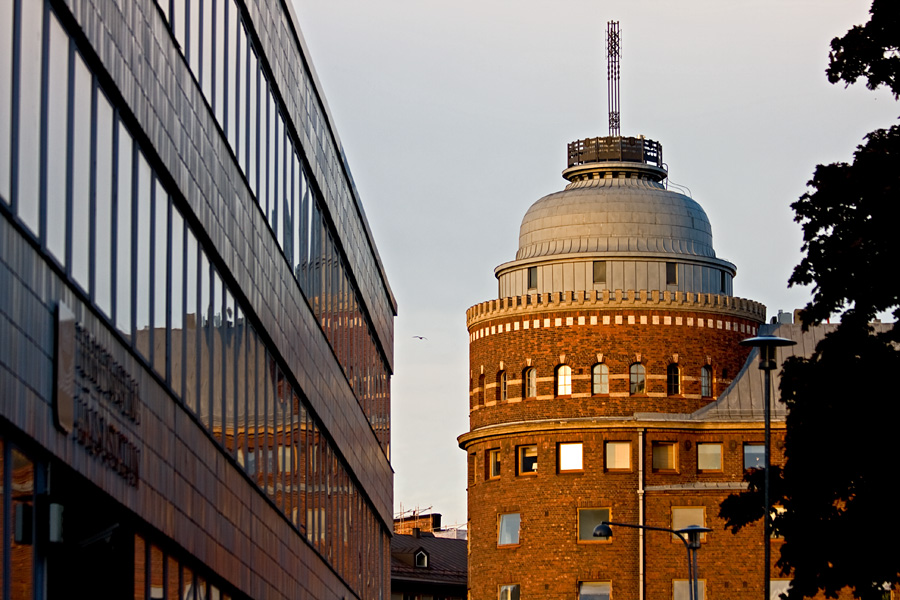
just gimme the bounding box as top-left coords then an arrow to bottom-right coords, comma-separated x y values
567,136 -> 664,169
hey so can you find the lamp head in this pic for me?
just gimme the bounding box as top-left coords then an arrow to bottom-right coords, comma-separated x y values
593,523 -> 613,539
740,335 -> 796,370
675,524 -> 712,549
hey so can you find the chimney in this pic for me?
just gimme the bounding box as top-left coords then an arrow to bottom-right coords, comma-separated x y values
412,527 -> 420,538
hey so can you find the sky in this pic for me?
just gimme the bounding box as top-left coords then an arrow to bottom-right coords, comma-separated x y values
289,0 -> 897,527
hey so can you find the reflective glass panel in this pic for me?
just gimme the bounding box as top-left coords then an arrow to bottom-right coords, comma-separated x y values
16,0 -> 43,233
225,0 -> 237,148
212,269 -> 223,441
153,181 -> 168,376
498,513 -> 520,545
171,207 -> 185,398
71,52 -> 92,289
200,0 -> 212,101
247,50 -> 257,196
224,289 -> 235,456
213,0 -> 225,123
45,13 -> 68,264
95,91 -> 115,317
0,0 -> 12,202
199,250 -> 211,426
188,0 -> 200,75
173,0 -> 186,56
184,228 -> 198,411
115,122 -> 133,337
135,151 -> 152,359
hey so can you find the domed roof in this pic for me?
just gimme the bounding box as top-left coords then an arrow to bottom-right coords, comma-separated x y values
516,176 -> 716,261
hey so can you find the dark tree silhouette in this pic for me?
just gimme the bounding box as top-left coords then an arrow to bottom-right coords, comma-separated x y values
720,2 -> 900,598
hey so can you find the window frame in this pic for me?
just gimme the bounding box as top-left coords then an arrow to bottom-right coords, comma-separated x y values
556,364 -> 572,396
500,584 -> 520,600
744,443 -> 765,470
629,363 -> 646,395
667,363 -> 680,396
558,442 -> 583,473
523,367 -> 537,398
487,448 -> 501,480
517,444 -> 538,476
580,581 -> 612,600
674,579 -> 706,600
604,441 -> 631,472
671,506 -> 706,542
592,363 -> 609,395
527,266 -> 537,289
497,513 -> 521,547
592,261 -> 607,285
498,370 -> 507,402
701,365 -> 713,397
577,508 -> 612,543
697,442 -> 723,473
666,262 -> 678,286
652,441 -> 678,473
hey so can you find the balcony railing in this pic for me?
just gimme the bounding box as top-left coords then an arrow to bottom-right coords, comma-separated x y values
567,136 -> 664,169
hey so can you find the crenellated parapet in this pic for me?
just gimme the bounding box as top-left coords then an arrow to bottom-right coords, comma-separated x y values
466,289 -> 766,329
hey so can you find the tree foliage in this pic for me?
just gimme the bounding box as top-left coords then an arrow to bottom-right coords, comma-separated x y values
720,2 -> 900,598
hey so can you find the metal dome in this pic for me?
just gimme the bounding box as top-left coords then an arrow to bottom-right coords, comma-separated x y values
516,176 -> 717,261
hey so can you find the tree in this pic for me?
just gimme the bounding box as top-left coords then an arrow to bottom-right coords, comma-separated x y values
720,2 -> 900,599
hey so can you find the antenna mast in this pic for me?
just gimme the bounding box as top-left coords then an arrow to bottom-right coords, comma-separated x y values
607,21 -> 621,137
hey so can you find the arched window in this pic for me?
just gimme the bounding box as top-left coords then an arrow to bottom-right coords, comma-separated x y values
557,365 -> 572,396
592,363 -> 609,395
524,367 -> 537,398
478,373 -> 485,406
497,370 -> 508,402
667,364 -> 680,396
629,363 -> 646,395
701,365 -> 713,397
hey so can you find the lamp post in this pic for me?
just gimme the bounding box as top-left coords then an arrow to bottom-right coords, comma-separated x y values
594,521 -> 711,600
739,334 -> 796,600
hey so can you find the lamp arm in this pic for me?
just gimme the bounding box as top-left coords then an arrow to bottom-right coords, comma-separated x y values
599,520 -> 690,551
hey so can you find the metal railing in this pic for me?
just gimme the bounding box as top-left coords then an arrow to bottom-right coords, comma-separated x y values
567,136 -> 664,169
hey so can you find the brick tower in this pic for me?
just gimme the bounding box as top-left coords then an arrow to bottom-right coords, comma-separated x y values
459,135 -> 777,600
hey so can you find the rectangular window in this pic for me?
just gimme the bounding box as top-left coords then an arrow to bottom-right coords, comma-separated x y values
652,441 -> 678,472
0,0 -> 13,202
672,507 -> 706,541
527,266 -> 537,289
674,580 -> 705,600
697,443 -> 723,472
71,52 -> 92,290
770,580 -> 791,600
94,91 -> 115,317
666,262 -> 678,285
517,445 -> 538,475
578,508 -> 611,542
499,584 -> 520,600
16,0 -> 43,233
45,12 -> 69,265
744,443 -> 765,470
605,441 -> 631,470
487,449 -> 501,480
558,442 -> 583,472
581,582 -> 611,600
499,371 -> 508,401
498,513 -> 520,546
115,122 -> 133,338
593,261 -> 607,284
592,364 -> 609,395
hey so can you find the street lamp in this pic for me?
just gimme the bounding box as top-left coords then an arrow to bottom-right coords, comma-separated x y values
739,334 -> 796,600
593,521 -> 711,600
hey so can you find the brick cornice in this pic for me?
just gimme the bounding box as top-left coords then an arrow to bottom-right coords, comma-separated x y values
466,290 -> 765,329
457,416 -> 784,449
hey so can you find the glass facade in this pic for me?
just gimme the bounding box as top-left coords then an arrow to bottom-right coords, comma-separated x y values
155,0 -> 392,450
0,0 -> 393,598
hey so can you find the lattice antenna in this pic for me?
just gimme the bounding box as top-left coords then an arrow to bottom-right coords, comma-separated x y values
607,21 -> 621,137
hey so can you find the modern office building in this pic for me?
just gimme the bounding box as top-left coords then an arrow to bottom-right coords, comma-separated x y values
0,0 -> 395,598
458,133 -> 803,599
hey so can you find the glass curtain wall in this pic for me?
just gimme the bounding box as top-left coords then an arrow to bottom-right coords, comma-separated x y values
0,1 -> 388,597
162,0 -> 390,451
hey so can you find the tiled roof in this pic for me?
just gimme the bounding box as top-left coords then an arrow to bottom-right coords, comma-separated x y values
391,533 -> 467,586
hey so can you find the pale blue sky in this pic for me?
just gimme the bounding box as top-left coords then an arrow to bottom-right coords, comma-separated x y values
291,0 -> 897,527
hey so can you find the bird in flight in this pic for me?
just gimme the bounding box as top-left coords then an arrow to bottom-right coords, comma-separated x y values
412,336 -> 427,340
